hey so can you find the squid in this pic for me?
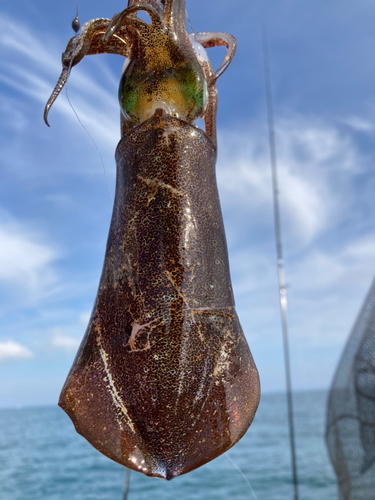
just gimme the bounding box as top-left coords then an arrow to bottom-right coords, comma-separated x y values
45,0 -> 260,480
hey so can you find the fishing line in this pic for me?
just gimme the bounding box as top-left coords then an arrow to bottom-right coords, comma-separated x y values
123,468 -> 131,500
65,0 -> 113,202
261,20 -> 299,500
66,4 -> 121,494
185,9 -> 195,33
225,453 -> 259,500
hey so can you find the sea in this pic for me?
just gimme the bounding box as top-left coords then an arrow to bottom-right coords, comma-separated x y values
0,390 -> 339,500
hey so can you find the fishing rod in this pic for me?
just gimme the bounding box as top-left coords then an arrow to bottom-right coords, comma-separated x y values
261,21 -> 299,500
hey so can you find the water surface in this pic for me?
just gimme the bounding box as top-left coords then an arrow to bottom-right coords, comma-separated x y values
0,390 -> 338,499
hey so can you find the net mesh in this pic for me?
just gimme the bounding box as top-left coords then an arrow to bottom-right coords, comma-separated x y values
326,277 -> 375,499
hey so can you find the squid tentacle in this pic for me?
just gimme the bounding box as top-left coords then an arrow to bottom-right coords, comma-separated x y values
189,31 -> 236,145
44,68 -> 70,127
44,16 -> 137,126
61,18 -> 112,68
104,3 -> 164,41
192,32 -> 237,83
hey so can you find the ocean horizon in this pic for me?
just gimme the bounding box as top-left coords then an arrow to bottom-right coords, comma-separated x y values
0,389 -> 338,499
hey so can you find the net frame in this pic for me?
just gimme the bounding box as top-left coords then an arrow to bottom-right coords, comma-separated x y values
326,277 -> 375,499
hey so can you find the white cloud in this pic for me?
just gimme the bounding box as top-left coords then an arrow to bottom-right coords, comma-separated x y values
79,312 -> 91,327
344,235 -> 375,258
233,235 -> 375,350
50,332 -> 81,352
0,213 -> 58,297
289,235 -> 375,295
342,116 -> 375,133
214,115 -> 374,355
0,14 -> 120,153
217,115 -> 366,249
0,340 -> 33,362
45,313 -> 89,353
0,16 -> 59,70
0,10 -> 373,396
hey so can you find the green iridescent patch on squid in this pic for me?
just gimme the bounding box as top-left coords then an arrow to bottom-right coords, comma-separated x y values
119,59 -> 208,124
179,66 -> 208,110
118,60 -> 143,121
119,88 -> 139,120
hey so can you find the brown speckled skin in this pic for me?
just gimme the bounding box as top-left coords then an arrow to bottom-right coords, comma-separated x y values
59,110 -> 260,479
45,0 -> 260,481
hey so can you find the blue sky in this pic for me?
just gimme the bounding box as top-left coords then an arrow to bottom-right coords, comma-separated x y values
0,0 -> 374,408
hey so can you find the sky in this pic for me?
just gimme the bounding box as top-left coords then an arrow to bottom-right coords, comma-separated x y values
0,0 -> 374,408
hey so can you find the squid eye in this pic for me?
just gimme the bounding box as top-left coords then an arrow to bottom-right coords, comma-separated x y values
189,34 -> 209,64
